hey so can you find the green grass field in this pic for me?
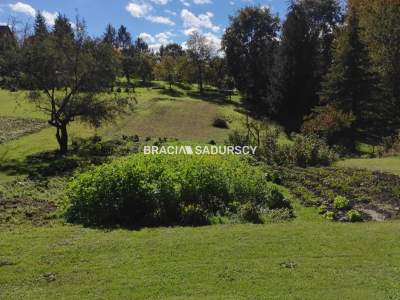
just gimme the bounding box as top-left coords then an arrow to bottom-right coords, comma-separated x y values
337,156 -> 400,175
0,85 -> 244,165
1,219 -> 400,300
1,85 -> 400,299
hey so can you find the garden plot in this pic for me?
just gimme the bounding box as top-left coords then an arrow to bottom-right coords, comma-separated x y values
0,117 -> 48,144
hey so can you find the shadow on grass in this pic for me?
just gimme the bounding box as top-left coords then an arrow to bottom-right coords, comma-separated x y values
187,88 -> 239,107
0,151 -> 91,180
159,88 -> 184,98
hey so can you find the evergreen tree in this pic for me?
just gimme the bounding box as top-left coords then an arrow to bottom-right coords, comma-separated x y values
34,11 -> 48,40
353,0 -> 400,134
135,37 -> 149,53
273,0 -> 342,132
103,24 -> 117,47
320,7 -> 380,147
117,25 -> 132,50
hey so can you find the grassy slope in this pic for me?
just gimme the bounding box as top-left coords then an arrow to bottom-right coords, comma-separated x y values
2,86 -> 400,299
1,219 -> 400,300
0,86 -> 244,163
337,156 -> 400,175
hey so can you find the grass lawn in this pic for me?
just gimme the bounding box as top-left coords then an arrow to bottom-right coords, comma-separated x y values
337,156 -> 400,176
0,86 -> 245,164
1,219 -> 400,300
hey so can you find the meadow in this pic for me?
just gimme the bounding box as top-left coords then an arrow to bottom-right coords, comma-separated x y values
1,84 -> 400,299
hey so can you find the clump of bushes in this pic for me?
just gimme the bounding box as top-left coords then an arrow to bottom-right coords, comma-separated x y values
302,105 -> 354,147
213,117 -> 229,129
333,196 -> 350,210
346,209 -> 362,222
228,127 -> 338,167
65,154 -> 288,227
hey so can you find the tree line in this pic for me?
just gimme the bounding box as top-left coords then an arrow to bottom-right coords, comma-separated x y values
222,0 -> 400,149
0,0 -> 399,154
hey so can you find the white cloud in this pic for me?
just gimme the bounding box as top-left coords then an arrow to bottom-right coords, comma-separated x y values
155,31 -> 175,44
139,32 -> 155,43
150,0 -> 170,5
126,1 -> 152,18
42,11 -> 58,26
193,0 -> 212,4
140,31 -> 176,51
204,32 -> 221,51
146,15 -> 175,25
164,9 -> 177,16
9,2 -> 35,17
126,1 -> 175,26
181,9 -> 219,34
9,2 -> 58,26
180,0 -> 190,7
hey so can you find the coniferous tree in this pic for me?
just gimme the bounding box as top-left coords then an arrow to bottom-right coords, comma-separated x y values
135,37 -> 149,53
352,0 -> 400,134
117,25 -> 132,50
273,0 -> 342,132
103,24 -> 117,47
34,11 -> 48,40
320,7 -> 380,147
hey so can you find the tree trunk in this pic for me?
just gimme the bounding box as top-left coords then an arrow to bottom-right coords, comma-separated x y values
198,64 -> 203,93
56,123 -> 68,155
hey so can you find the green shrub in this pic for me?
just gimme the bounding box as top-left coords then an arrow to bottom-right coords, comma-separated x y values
346,209 -> 363,222
318,204 -> 327,214
227,130 -> 249,147
212,117 -> 229,129
65,154 -> 282,227
302,105 -> 355,147
324,211 -> 335,221
283,134 -> 338,167
333,196 -> 350,210
266,187 -> 292,209
180,205 -> 210,226
238,203 -> 263,224
228,127 -> 338,167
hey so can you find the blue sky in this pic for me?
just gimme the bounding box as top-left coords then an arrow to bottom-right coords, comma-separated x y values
0,0 -> 289,50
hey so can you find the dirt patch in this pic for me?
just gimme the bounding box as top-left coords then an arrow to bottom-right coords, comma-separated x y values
0,196 -> 57,226
0,117 -> 48,144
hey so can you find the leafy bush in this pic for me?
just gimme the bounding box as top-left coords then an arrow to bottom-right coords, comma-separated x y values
302,105 -> 354,146
65,154 -> 283,227
267,187 -> 292,209
213,117 -> 229,129
346,210 -> 363,222
228,127 -> 338,167
227,131 -> 250,147
324,211 -> 335,221
333,196 -> 350,210
238,203 -> 263,224
283,134 -> 338,167
382,133 -> 400,155
180,205 -> 210,226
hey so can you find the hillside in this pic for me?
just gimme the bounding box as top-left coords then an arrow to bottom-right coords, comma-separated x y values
1,85 -> 400,299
